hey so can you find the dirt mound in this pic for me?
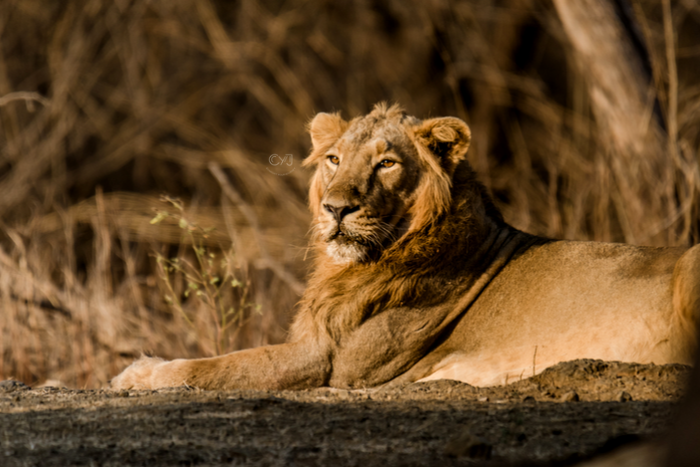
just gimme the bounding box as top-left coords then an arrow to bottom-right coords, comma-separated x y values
362,359 -> 690,404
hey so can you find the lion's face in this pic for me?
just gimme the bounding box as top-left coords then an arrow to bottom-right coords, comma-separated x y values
309,113 -> 423,263
304,104 -> 472,264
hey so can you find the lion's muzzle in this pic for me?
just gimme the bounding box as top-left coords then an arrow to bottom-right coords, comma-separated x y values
324,202 -> 359,224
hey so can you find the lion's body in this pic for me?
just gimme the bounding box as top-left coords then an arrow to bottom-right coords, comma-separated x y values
111,104 -> 700,391
410,240 -> 694,386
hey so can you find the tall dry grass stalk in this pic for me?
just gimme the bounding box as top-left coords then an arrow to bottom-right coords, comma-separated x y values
0,0 -> 698,388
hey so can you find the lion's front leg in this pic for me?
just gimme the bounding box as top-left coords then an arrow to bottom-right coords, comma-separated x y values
110,343 -> 331,391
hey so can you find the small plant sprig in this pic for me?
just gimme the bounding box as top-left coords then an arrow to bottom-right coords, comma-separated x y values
151,195 -> 261,355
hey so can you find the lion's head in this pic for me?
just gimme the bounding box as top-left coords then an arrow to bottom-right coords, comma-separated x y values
303,103 -> 473,264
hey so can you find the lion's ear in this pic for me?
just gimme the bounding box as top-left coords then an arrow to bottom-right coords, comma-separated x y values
414,117 -> 471,173
303,112 -> 348,167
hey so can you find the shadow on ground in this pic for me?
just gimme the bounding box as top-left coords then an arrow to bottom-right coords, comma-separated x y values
0,360 -> 689,466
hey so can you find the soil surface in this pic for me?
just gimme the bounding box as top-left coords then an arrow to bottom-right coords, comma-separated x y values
0,359 -> 691,466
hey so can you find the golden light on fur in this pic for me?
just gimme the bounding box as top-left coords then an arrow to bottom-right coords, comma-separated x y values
304,103 -> 474,242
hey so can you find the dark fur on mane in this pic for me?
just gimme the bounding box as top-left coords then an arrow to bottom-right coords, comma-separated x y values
291,157 -> 508,346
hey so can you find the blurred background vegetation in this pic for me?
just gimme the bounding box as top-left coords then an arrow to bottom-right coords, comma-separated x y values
0,0 -> 699,388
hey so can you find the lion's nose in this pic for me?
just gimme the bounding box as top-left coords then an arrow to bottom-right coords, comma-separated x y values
323,203 -> 359,224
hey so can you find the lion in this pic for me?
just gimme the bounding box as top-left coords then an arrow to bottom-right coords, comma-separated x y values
111,103 -> 700,391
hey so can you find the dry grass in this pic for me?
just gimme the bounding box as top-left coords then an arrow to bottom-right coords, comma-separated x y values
0,0 -> 698,388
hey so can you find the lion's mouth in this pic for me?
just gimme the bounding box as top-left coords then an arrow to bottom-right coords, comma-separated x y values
322,214 -> 410,263
329,229 -> 362,246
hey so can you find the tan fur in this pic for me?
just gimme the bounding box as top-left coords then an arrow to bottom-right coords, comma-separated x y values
111,104 -> 700,391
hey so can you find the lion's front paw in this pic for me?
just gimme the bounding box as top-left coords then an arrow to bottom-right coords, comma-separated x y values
110,356 -> 169,390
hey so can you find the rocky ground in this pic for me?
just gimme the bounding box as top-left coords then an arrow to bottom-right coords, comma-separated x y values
0,359 -> 690,466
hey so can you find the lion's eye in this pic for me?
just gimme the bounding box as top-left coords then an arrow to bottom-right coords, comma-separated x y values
327,155 -> 339,165
378,160 -> 396,168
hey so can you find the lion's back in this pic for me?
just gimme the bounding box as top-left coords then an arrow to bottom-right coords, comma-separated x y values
418,240 -> 691,386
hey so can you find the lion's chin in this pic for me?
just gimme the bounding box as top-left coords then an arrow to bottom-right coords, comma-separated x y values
326,240 -> 370,264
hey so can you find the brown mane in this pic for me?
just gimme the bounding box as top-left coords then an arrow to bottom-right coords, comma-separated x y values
292,105 -> 507,351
